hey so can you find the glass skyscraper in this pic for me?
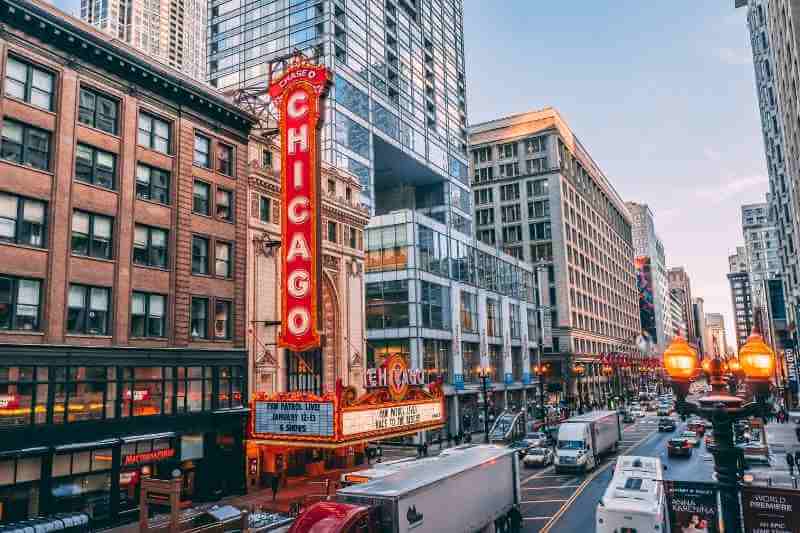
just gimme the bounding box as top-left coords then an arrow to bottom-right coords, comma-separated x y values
208,0 -> 471,230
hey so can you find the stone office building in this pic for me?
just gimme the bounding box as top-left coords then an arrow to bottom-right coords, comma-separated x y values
469,108 -> 641,407
0,0 -> 256,526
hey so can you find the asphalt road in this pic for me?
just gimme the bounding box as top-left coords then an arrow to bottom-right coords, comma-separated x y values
520,413 -> 715,533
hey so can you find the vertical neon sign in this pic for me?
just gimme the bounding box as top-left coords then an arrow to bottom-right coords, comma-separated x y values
269,57 -> 330,352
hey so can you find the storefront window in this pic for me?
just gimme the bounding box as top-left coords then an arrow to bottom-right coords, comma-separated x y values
0,365 -> 35,427
366,280 -> 409,329
218,366 -> 244,408
462,342 -> 481,383
0,455 -> 42,523
489,344 -> 503,380
422,339 -> 450,382
121,367 -> 164,417
51,447 -> 113,522
67,367 -> 107,423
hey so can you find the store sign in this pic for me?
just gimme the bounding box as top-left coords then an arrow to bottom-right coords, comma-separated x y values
123,447 -> 175,466
785,349 -> 798,393
342,401 -> 443,437
664,481 -> 719,533
364,354 -> 425,400
253,400 -> 335,437
269,56 -> 331,352
453,374 -> 464,390
0,394 -> 19,409
124,389 -> 151,402
742,485 -> 800,533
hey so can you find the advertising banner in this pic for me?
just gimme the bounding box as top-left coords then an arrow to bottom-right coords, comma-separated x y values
269,56 -> 331,352
785,349 -> 798,393
741,485 -> 800,533
664,481 -> 720,533
341,401 -> 443,437
635,256 -> 658,345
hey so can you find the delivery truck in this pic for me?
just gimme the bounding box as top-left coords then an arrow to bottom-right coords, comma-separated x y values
554,410 -> 621,473
287,445 -> 522,533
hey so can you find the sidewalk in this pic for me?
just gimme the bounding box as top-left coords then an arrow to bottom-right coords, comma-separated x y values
746,422 -> 800,488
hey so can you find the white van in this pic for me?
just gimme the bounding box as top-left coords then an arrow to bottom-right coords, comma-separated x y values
596,455 -> 668,533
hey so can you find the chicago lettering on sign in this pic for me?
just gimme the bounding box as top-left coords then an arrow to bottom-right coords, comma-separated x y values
269,56 -> 331,352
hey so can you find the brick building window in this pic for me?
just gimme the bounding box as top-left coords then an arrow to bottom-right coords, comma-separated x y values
193,134 -> 210,167
328,221 -> 337,243
214,300 -> 232,339
215,241 -> 232,278
217,144 -> 233,175
216,188 -> 233,221
75,144 -> 116,190
1,120 -> 51,171
191,236 -> 209,274
190,297 -> 208,339
138,112 -> 171,154
67,284 -> 110,335
133,225 -> 168,268
0,275 -> 41,331
71,211 -> 113,259
0,192 -> 46,248
261,150 -> 272,168
78,87 -> 118,134
259,196 -> 270,223
349,227 -> 358,248
131,292 -> 166,338
192,181 -> 210,215
5,57 -> 54,111
135,164 -> 170,205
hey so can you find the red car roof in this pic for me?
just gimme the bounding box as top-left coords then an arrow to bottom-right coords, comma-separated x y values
287,501 -> 370,533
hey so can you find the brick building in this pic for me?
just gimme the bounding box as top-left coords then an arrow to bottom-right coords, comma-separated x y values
0,0 -> 257,526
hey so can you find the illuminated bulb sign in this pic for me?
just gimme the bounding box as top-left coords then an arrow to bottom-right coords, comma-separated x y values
269,57 -> 331,352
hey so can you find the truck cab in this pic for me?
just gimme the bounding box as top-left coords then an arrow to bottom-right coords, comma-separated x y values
555,422 -> 595,472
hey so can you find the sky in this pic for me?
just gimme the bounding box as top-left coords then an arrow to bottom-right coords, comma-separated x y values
464,0 -> 765,347
49,0 -> 760,345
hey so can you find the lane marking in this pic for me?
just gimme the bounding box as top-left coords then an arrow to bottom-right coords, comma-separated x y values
538,427 -> 659,533
524,485 -> 580,490
522,466 -> 555,484
524,517 -> 553,520
522,499 -> 569,504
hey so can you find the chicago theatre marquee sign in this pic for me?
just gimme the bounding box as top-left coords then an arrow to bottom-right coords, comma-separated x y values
250,354 -> 445,446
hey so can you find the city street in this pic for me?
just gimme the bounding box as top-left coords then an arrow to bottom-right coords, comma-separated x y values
522,414 -> 715,533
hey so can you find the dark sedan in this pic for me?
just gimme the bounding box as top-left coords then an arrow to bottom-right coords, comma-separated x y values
667,437 -> 693,457
658,418 -> 676,432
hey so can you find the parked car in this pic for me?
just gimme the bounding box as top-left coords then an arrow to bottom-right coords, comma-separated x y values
680,430 -> 700,447
524,432 -> 552,448
523,447 -> 554,468
658,418 -> 676,432
622,412 -> 635,423
632,409 -> 646,418
704,431 -> 715,448
667,438 -> 693,457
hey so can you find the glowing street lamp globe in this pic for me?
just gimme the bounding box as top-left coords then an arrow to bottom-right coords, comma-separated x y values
663,336 -> 697,381
727,358 -> 741,373
738,329 -> 775,382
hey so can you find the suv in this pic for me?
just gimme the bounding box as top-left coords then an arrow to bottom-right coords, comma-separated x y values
658,417 -> 676,432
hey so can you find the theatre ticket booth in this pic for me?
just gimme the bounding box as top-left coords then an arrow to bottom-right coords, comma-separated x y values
247,356 -> 445,488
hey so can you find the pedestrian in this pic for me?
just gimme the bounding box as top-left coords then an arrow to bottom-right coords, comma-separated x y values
270,473 -> 280,502
794,450 -> 800,471
787,452 -> 795,476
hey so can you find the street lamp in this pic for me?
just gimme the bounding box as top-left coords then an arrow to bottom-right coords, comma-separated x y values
475,366 -> 494,444
533,363 -> 551,428
572,363 -> 586,412
602,364 -> 614,408
662,330 -> 775,533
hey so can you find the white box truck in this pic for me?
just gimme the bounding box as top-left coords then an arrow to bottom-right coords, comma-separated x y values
554,410 -> 621,473
288,445 -> 522,533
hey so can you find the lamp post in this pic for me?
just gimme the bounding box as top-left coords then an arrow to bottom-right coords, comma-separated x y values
476,366 -> 493,444
662,330 -> 775,533
533,363 -> 550,428
602,364 -> 614,408
572,363 -> 586,413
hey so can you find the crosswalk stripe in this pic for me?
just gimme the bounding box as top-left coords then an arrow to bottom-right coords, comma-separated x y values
522,499 -> 568,503
524,517 -> 553,520
525,485 -> 580,490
